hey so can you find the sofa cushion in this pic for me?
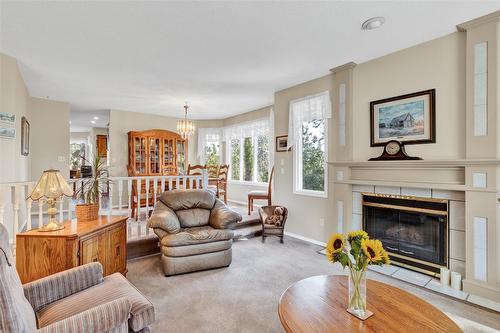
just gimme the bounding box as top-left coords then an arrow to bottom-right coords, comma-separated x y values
176,208 -> 210,228
161,239 -> 232,257
36,273 -> 154,332
0,224 -> 37,333
160,189 -> 216,211
148,202 -> 181,234
160,226 -> 233,247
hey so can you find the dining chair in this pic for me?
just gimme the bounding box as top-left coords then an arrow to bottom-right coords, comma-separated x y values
247,166 -> 274,215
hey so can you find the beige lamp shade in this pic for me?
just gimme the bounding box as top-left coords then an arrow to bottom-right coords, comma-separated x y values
28,169 -> 73,201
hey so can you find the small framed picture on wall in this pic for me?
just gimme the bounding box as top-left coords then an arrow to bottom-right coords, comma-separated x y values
276,135 -> 290,152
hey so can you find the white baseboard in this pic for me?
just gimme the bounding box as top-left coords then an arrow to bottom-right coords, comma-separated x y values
284,231 -> 326,247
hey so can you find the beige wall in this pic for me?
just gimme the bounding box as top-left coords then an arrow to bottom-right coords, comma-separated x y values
274,74 -> 335,243
108,109 -> 223,177
352,32 -> 466,161
0,53 -> 30,183
28,97 -> 71,179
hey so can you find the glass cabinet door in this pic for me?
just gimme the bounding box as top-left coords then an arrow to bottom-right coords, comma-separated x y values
149,137 -> 161,174
176,140 -> 186,175
134,137 -> 146,174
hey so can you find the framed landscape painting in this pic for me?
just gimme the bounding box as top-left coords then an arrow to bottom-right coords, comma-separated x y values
370,89 -> 435,146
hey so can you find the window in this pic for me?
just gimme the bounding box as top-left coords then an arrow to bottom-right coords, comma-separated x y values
230,139 -> 241,180
70,141 -> 87,170
224,118 -> 271,183
198,128 -> 221,165
298,119 -> 326,192
290,91 -> 331,197
205,133 -> 220,165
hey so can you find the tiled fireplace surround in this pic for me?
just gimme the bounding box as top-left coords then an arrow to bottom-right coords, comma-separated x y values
330,159 -> 500,311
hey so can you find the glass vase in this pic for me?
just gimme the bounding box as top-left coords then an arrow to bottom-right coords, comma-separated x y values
347,268 -> 373,320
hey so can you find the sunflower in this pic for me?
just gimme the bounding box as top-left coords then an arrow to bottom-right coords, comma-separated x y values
381,249 -> 391,265
347,230 -> 368,242
326,233 -> 345,262
361,239 -> 384,263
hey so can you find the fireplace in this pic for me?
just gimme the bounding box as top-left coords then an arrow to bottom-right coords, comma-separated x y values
362,193 -> 448,276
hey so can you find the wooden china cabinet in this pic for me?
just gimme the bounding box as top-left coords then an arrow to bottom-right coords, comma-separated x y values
127,129 -> 188,176
127,129 -> 188,218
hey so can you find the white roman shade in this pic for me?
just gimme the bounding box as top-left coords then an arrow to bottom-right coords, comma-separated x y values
288,91 -> 331,149
222,117 -> 270,142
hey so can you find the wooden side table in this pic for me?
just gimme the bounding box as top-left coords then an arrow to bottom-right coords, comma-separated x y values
16,215 -> 128,283
279,275 -> 462,333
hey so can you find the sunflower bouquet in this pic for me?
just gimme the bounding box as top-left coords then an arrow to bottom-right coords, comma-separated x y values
326,230 -> 390,319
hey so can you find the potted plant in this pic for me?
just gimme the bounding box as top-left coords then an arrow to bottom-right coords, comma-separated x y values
75,154 -> 110,222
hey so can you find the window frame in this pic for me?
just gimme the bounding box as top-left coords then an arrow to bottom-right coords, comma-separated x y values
292,117 -> 329,198
228,134 -> 270,186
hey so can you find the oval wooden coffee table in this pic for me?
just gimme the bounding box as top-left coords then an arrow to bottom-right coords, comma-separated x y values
278,275 -> 462,333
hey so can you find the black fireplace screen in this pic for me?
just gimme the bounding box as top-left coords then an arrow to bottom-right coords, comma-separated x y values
363,194 -> 447,274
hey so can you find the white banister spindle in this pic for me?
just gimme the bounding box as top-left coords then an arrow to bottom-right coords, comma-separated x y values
137,178 -> 141,222
25,183 -> 33,230
108,181 -> 114,217
68,197 -> 74,221
153,178 -> 158,204
38,201 -> 44,227
98,180 -> 104,214
118,180 -> 123,216
12,186 -> 20,237
168,178 -> 173,191
0,187 -> 5,226
190,178 -> 194,189
145,179 -> 150,219
183,176 -> 187,190
127,179 -> 132,219
202,170 -> 209,189
161,177 -> 165,192
59,198 -> 64,223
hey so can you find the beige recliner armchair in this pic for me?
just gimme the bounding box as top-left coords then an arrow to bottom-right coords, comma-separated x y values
148,189 -> 242,276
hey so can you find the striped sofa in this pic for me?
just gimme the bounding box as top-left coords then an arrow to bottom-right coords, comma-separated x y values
0,223 -> 154,333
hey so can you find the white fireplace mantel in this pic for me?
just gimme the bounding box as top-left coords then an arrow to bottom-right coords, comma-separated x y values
329,159 -> 500,192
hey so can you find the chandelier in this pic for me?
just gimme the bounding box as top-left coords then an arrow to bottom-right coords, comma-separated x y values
176,102 -> 195,139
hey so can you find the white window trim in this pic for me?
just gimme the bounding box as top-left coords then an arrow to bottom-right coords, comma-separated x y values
224,116 -> 272,184
292,117 -> 329,199
228,136 -> 270,184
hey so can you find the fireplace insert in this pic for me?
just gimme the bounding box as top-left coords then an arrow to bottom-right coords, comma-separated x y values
362,193 -> 448,276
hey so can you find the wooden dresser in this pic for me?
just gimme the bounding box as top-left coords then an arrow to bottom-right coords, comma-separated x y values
16,216 -> 128,284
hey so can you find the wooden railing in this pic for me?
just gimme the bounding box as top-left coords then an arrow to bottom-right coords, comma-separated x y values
0,172 -> 208,247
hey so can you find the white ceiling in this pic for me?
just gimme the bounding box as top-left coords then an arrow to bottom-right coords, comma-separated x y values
1,1 -> 499,120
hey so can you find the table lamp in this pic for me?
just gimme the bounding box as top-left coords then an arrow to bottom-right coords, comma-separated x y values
28,169 -> 74,232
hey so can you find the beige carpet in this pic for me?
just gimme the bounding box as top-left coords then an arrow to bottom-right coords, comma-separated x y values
127,236 -> 500,333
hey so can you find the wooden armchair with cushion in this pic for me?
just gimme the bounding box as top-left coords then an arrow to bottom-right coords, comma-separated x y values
0,223 -> 155,333
258,205 -> 288,243
247,166 -> 274,215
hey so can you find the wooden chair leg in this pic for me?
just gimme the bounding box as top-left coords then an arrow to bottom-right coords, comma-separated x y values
250,198 -> 253,213
248,197 -> 251,215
